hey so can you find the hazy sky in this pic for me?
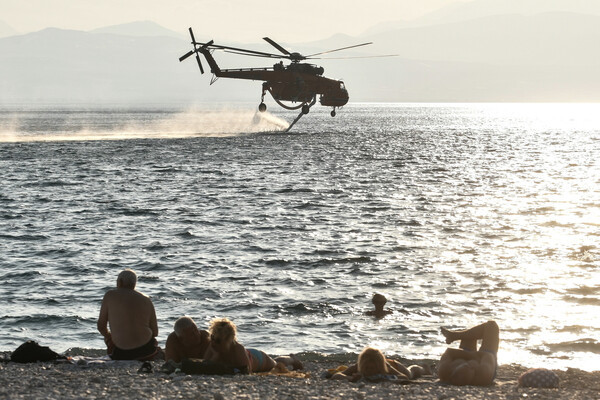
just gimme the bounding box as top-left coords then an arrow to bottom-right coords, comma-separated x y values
1,0 -> 465,41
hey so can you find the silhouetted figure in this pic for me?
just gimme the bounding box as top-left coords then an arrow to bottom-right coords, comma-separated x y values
330,346 -> 431,382
437,320 -> 500,386
366,293 -> 392,319
97,269 -> 161,361
165,316 -> 210,363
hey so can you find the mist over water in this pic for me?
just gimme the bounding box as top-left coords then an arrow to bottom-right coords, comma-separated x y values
0,106 -> 289,142
0,103 -> 599,371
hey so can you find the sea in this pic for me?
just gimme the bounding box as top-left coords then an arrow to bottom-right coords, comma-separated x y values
0,102 -> 598,371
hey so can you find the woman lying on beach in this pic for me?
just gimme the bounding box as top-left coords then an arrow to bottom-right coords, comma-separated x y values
246,350 -> 304,373
330,347 -> 431,383
437,320 -> 499,386
202,317 -> 250,373
204,317 -> 304,373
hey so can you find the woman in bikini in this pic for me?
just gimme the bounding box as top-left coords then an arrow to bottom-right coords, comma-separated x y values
331,347 -> 430,382
203,317 -> 250,373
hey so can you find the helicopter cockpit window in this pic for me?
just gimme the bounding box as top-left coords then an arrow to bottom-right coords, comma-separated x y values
339,82 -> 346,89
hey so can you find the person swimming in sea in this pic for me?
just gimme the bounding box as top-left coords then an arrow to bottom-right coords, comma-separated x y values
365,293 -> 393,319
437,320 -> 499,386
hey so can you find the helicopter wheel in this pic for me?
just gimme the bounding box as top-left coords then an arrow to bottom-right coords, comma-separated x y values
330,110 -> 336,117
258,103 -> 267,112
302,104 -> 310,114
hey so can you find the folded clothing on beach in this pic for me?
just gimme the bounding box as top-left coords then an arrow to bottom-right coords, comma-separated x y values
181,359 -> 249,375
68,355 -> 140,367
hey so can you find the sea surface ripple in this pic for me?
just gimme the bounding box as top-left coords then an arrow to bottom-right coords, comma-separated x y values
0,103 -> 599,370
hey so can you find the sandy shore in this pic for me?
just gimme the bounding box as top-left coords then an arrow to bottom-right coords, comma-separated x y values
1,353 -> 599,399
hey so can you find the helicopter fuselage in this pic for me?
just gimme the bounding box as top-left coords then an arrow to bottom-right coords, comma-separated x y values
199,48 -> 349,107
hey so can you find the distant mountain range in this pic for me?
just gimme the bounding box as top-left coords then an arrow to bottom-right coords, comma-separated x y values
1,10 -> 599,104
89,20 -> 185,40
0,20 -> 18,38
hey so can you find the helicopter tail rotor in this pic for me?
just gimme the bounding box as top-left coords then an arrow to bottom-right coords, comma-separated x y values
179,27 -> 207,74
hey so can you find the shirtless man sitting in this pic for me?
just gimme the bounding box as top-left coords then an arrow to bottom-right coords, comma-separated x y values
97,269 -> 161,361
437,320 -> 499,386
165,316 -> 210,362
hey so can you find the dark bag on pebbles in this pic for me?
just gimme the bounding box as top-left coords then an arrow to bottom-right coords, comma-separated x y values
11,340 -> 65,363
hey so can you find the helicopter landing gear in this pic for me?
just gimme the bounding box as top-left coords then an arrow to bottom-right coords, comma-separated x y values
330,108 -> 336,117
286,96 -> 317,132
259,83 -> 268,112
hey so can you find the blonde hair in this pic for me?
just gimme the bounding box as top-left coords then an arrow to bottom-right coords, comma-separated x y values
357,347 -> 388,377
209,317 -> 236,345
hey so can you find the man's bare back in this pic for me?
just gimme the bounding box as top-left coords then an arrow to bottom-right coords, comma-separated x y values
97,270 -> 158,351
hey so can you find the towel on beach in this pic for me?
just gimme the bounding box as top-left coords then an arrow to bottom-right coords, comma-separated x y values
255,368 -> 310,379
67,355 -> 141,368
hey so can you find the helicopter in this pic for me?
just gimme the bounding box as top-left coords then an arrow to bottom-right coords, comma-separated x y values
178,28 -> 375,131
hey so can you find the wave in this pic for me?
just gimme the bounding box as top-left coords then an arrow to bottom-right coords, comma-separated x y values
0,233 -> 49,241
274,188 -> 314,194
547,339 -> 600,354
309,257 -> 373,267
0,314 -> 94,325
564,285 -> 600,296
562,295 -> 600,306
510,287 -> 547,295
144,242 -> 168,251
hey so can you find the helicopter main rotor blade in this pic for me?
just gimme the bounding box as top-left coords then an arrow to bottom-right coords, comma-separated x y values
305,42 -> 373,58
263,37 -> 290,55
209,44 -> 281,58
224,49 -> 283,59
308,54 -> 399,60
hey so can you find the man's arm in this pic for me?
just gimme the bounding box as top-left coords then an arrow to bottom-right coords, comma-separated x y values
149,301 -> 158,337
165,332 -> 182,362
97,294 -> 110,338
233,343 -> 250,370
203,344 -> 218,362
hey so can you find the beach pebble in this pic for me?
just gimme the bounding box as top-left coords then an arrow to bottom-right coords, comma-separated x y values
518,368 -> 559,388
214,393 -> 224,400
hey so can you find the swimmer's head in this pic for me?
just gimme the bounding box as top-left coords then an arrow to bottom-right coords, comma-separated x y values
358,347 -> 388,377
372,293 -> 387,306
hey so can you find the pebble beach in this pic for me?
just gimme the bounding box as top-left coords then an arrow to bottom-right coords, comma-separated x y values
1,353 -> 599,400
